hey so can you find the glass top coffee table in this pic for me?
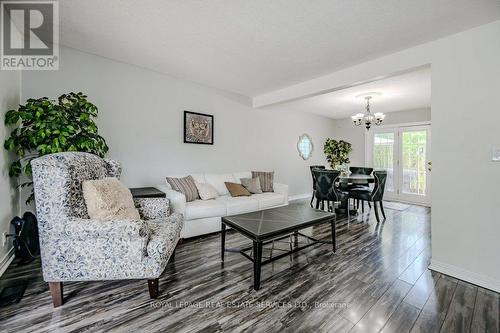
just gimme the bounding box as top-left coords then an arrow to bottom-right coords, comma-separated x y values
221,203 -> 336,290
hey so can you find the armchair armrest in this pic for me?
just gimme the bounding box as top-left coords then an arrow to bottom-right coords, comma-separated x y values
62,217 -> 150,240
273,182 -> 289,204
134,197 -> 170,220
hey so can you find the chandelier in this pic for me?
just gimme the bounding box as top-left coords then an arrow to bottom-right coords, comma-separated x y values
351,94 -> 385,130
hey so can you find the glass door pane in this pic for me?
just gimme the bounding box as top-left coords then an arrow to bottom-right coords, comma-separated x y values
373,132 -> 395,192
401,130 -> 427,195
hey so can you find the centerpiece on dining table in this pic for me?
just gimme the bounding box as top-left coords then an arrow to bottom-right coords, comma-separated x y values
323,139 -> 352,176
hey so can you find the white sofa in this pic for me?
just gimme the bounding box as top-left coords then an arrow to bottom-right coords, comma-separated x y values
156,172 -> 289,238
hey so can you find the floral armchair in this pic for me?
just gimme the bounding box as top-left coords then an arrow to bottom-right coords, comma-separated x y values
31,152 -> 183,307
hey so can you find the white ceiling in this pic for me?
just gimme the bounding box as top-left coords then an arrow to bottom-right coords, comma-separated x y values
267,67 -> 431,119
58,0 -> 500,96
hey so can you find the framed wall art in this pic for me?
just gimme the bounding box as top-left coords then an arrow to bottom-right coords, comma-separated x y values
184,111 -> 214,145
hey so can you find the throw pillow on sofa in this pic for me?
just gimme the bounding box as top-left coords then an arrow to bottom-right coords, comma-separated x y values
195,181 -> 219,200
240,177 -> 263,194
251,171 -> 274,192
225,182 -> 251,197
166,175 -> 200,202
82,177 -> 141,220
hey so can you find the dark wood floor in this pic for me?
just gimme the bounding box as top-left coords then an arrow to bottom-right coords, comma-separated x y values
0,202 -> 498,333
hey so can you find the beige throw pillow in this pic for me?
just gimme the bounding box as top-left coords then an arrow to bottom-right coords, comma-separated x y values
240,177 -> 263,194
82,177 -> 140,220
195,181 -> 219,200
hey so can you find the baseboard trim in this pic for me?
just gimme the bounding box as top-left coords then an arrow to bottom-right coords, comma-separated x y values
429,260 -> 500,293
289,193 -> 311,201
0,248 -> 15,277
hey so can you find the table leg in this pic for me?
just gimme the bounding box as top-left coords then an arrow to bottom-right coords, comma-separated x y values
330,216 -> 336,253
221,222 -> 226,262
253,241 -> 263,290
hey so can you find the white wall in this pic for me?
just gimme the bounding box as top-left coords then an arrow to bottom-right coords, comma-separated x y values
21,47 -> 334,199
0,71 -> 21,272
333,108 -> 431,166
256,20 -> 500,292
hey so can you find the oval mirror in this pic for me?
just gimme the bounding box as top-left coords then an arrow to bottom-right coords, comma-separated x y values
297,134 -> 313,160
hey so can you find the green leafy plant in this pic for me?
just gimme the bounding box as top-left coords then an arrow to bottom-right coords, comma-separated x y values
323,139 -> 352,169
4,92 -> 108,203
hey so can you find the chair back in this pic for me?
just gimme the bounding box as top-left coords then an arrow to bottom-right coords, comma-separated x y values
371,170 -> 388,201
313,169 -> 343,202
349,166 -> 373,175
309,165 -> 325,190
31,152 -> 121,233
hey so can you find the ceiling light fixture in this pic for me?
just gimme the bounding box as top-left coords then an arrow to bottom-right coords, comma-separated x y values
351,93 -> 385,130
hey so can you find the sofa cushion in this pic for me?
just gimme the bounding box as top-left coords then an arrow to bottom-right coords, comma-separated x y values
166,175 -> 199,202
240,177 -> 263,194
205,173 -> 236,195
252,192 -> 285,209
165,174 -> 206,189
195,181 -> 219,200
252,171 -> 274,192
216,196 -> 259,215
225,182 -> 251,197
185,199 -> 227,220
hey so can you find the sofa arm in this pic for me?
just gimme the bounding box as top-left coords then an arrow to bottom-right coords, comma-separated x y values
134,197 -> 170,220
274,183 -> 289,203
62,217 -> 150,240
163,189 -> 187,215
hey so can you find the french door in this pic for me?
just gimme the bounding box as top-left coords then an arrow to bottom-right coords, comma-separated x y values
366,124 -> 431,205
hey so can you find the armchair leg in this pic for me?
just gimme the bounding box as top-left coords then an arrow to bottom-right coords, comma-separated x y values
48,282 -> 63,307
148,279 -> 159,299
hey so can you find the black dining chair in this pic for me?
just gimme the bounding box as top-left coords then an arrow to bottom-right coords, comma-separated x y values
349,166 -> 374,211
312,169 -> 347,212
348,170 -> 387,222
309,165 -> 326,207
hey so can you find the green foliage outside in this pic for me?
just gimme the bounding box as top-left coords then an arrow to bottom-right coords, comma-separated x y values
4,92 -> 108,203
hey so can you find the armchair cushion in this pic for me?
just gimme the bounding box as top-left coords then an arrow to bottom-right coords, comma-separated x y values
62,217 -> 150,239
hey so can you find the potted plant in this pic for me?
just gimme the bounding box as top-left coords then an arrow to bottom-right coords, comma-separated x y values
323,139 -> 352,171
4,92 -> 108,203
